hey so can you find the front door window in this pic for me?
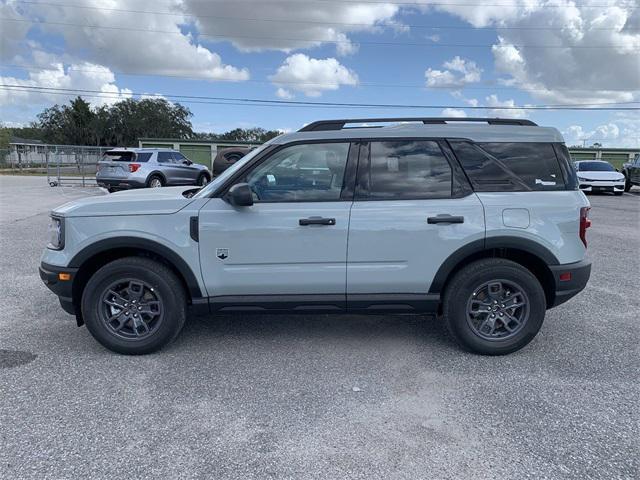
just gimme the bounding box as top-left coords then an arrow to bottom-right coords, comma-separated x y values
243,143 -> 350,202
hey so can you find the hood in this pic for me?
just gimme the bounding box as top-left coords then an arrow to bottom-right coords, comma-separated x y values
576,171 -> 625,181
53,186 -> 201,217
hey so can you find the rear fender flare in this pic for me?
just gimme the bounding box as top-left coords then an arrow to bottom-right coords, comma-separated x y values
428,236 -> 559,294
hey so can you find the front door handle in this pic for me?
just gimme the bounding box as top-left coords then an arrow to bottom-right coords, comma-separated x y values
299,217 -> 336,226
427,214 -> 465,224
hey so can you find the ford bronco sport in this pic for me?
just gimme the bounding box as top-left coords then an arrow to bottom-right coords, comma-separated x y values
40,117 -> 591,355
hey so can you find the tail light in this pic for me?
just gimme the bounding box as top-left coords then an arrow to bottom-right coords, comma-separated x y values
128,163 -> 141,173
579,206 -> 591,247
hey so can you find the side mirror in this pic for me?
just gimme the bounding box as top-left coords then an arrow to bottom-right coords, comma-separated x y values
183,159 -> 193,166
226,183 -> 254,207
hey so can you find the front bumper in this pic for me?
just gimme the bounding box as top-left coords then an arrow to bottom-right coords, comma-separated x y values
578,181 -> 625,193
549,259 -> 591,307
39,262 -> 78,315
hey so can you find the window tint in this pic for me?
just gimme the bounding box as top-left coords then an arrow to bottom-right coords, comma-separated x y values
104,152 -> 135,162
136,152 -> 152,162
244,143 -> 350,202
577,161 -> 615,172
362,141 -> 452,200
174,152 -> 187,162
157,152 -> 174,163
449,141 -> 565,191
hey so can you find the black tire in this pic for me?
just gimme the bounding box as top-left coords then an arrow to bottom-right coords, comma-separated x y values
107,187 -> 117,193
614,191 -> 624,196
197,173 -> 210,186
81,257 -> 186,355
147,175 -> 164,188
624,175 -> 631,192
443,258 -> 546,355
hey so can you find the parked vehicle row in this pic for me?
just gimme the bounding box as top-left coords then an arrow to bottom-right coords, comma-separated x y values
42,117 -> 591,356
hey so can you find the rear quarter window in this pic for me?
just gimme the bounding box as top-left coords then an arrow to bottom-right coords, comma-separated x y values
449,141 -> 567,191
136,152 -> 152,162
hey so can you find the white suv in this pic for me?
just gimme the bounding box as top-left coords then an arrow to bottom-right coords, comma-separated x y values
40,117 -> 592,356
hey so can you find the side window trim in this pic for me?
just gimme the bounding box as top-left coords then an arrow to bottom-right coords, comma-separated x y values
354,138 -> 460,201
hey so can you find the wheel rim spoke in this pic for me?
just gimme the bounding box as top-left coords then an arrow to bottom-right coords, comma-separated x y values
99,278 -> 163,340
466,279 -> 529,340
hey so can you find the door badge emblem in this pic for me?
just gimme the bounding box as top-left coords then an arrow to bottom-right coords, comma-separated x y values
216,248 -> 229,260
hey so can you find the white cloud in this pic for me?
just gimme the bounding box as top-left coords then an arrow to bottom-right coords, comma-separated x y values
275,87 -> 294,100
563,122 -> 631,146
425,56 -> 482,88
485,94 -> 528,118
441,108 -> 467,118
421,0 -> 640,104
0,62 -> 132,108
184,0 -> 399,56
269,54 -> 358,97
6,0 -> 249,81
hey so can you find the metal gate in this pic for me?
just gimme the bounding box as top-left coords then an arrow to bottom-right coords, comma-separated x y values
8,143 -> 111,187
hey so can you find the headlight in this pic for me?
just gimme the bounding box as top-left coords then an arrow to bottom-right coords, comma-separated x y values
47,216 -> 64,250
577,176 -> 592,181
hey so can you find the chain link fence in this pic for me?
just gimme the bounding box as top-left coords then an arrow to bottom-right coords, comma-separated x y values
3,143 -> 112,186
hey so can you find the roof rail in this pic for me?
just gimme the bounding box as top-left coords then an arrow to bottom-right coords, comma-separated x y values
298,117 -> 537,132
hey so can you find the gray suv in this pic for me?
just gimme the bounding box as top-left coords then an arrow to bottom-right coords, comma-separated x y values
41,117 -> 591,356
96,148 -> 211,192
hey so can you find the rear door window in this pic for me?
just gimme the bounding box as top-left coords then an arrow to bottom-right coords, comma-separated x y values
157,152 -> 174,164
358,140 -> 452,200
449,141 -> 565,191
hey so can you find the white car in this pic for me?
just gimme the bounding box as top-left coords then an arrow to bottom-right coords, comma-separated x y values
574,160 -> 626,196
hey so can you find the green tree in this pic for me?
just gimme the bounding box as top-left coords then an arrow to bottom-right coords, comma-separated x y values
219,127 -> 281,143
37,97 -> 95,145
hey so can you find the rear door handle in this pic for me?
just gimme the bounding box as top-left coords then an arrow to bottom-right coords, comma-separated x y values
427,214 -> 465,224
299,217 -> 336,226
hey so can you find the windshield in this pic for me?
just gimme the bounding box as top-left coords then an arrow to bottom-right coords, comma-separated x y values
577,161 -> 615,172
193,143 -> 271,198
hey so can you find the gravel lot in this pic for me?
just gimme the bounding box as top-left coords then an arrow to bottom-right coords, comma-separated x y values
1,175 -> 638,480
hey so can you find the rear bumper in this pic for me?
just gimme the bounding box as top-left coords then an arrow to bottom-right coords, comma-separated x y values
39,262 -> 78,315
96,178 -> 147,190
549,259 -> 591,307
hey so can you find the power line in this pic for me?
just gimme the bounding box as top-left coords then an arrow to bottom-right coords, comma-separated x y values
12,1 -> 639,31
3,62 -> 640,95
2,84 -> 639,110
2,17 -> 636,49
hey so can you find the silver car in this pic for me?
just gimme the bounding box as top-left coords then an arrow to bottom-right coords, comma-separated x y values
96,148 -> 211,192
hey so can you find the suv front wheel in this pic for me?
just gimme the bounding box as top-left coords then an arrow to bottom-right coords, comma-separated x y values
443,258 -> 546,355
81,257 -> 186,354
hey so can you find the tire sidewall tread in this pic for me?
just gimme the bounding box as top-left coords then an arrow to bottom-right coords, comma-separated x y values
81,257 -> 186,355
443,258 -> 546,356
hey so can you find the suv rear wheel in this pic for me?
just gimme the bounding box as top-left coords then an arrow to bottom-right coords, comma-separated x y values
147,175 -> 164,188
197,173 -> 210,186
81,257 -> 186,355
443,258 -> 546,355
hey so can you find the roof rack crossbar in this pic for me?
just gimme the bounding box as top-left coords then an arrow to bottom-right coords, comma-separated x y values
299,117 -> 537,132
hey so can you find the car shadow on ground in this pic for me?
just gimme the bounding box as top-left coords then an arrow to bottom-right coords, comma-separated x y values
175,312 -> 454,351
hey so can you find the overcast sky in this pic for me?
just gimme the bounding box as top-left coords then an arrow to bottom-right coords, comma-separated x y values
1,0 -> 639,146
